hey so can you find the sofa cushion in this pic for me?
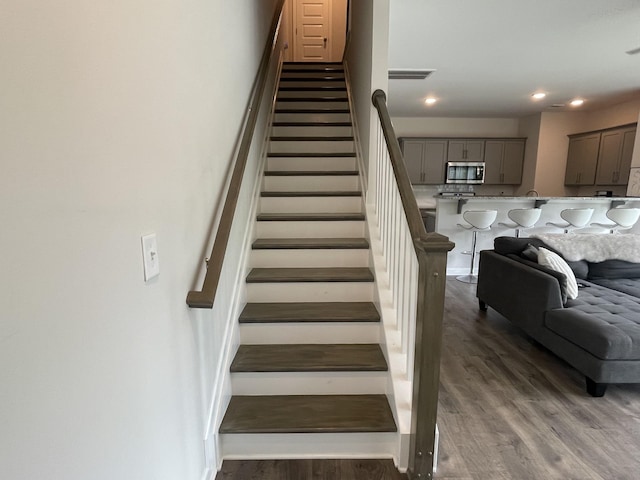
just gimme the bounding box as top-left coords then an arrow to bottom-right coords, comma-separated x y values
587,259 -> 640,279
545,284 -> 640,360
589,278 -> 640,298
495,236 -> 547,256
494,236 -> 589,279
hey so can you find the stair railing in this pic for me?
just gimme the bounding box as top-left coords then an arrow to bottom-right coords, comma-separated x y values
371,89 -> 454,479
187,0 -> 285,309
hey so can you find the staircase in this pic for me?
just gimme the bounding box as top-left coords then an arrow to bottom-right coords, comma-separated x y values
218,62 -> 398,459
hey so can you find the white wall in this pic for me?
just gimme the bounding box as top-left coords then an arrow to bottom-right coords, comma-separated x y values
345,0 -> 390,180
345,1 -> 374,169
392,117 -> 520,138
0,1 -> 279,479
515,114 -> 542,195
531,99 -> 640,197
533,112 -> 587,196
582,99 -> 640,132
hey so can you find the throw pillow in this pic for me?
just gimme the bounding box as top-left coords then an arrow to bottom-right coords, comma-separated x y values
538,247 -> 579,300
521,244 -> 540,262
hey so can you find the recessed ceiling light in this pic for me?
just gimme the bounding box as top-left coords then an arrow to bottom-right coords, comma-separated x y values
425,97 -> 437,105
570,99 -> 585,107
532,92 -> 546,100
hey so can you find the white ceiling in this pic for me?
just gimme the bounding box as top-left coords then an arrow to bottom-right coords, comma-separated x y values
387,0 -> 640,118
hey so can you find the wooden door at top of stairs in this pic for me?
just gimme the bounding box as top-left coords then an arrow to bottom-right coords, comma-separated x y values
294,0 -> 331,62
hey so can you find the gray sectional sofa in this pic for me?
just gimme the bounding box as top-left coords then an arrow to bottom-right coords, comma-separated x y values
476,235 -> 640,396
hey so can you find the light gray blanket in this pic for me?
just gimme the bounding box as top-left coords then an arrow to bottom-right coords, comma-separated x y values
532,233 -> 640,263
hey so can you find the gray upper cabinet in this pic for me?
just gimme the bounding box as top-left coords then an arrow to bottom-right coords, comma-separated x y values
484,139 -> 525,184
400,138 -> 448,184
565,123 -> 637,186
565,132 -> 601,186
403,140 -> 426,184
594,126 -> 636,185
447,139 -> 484,161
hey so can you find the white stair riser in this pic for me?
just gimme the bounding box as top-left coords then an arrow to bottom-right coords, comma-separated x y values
256,220 -> 365,238
231,371 -> 387,395
269,140 -> 354,154
220,432 -> 396,460
240,321 -> 380,344
276,101 -> 349,110
260,196 -> 362,214
246,282 -> 373,302
271,125 -> 352,136
267,156 -> 357,171
278,90 -> 347,99
263,175 -> 359,192
273,112 -> 351,123
250,249 -> 369,268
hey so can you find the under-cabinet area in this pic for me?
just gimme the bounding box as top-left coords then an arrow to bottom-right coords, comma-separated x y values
565,123 -> 636,187
400,137 -> 526,185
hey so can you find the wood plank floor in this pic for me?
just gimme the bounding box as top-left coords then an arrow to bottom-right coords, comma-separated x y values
436,278 -> 640,480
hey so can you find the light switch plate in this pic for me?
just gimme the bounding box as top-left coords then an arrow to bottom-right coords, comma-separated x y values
141,233 -> 160,282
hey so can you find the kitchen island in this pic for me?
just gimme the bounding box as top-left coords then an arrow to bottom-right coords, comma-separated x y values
434,196 -> 640,275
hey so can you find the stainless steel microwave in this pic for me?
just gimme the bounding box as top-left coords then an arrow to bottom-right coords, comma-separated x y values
445,162 -> 485,184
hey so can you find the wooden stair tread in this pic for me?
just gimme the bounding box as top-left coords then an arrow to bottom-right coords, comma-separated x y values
282,64 -> 344,71
231,344 -> 387,372
264,170 -> 358,176
252,238 -> 369,250
267,152 -> 356,158
272,121 -> 352,127
219,394 -> 396,433
279,76 -> 345,82
239,302 -> 380,323
274,108 -> 350,114
270,136 -> 353,141
261,190 -> 361,197
277,97 -> 348,102
257,213 -> 364,221
247,267 -> 373,283
279,86 -> 346,91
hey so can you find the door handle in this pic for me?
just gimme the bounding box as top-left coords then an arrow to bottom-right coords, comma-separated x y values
324,37 -> 328,48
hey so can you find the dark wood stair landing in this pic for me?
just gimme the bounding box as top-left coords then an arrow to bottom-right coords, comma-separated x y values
216,459 -> 408,480
219,394 -> 396,434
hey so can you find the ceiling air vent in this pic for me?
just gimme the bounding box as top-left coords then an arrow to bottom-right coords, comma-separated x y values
388,69 -> 436,80
550,103 -> 566,108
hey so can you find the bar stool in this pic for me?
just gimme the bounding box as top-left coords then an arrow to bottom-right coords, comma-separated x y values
546,208 -> 594,233
591,208 -> 640,233
457,209 -> 497,284
499,208 -> 542,238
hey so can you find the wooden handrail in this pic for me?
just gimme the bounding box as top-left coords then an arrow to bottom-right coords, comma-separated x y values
371,89 -> 454,253
187,0 -> 285,308
371,89 -> 453,479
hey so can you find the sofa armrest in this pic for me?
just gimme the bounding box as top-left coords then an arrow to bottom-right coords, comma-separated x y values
477,250 -> 565,335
